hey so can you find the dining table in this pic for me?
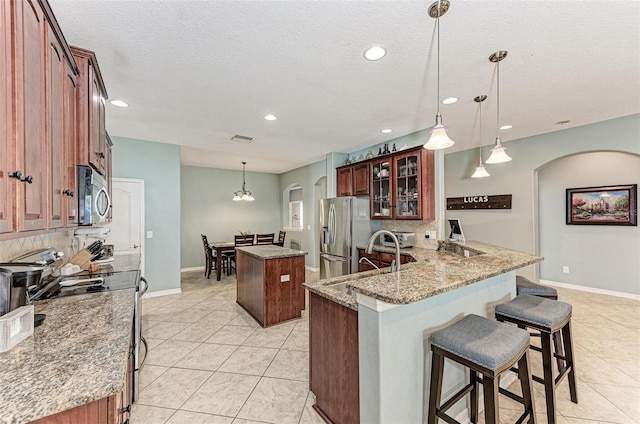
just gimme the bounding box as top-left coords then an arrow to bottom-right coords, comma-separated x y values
209,241 -> 236,281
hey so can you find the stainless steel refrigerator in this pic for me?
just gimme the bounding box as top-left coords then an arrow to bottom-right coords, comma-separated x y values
319,197 -> 372,279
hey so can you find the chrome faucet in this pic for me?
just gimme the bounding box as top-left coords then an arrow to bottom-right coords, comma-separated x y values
358,256 -> 380,274
366,230 -> 401,273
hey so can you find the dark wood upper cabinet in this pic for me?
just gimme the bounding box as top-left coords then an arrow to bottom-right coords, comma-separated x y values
0,0 -> 14,233
71,46 -> 108,176
352,162 -> 369,196
14,0 -> 47,231
64,58 -> 78,226
336,167 -> 353,197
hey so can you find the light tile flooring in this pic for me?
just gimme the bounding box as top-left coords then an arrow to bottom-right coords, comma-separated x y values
133,270 -> 639,424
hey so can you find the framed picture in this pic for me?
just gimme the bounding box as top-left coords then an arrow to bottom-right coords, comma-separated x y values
566,184 -> 637,226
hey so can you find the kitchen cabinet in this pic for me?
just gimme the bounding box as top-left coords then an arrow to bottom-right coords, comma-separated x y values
13,0 -> 48,231
309,292 -> 359,424
357,248 -> 414,272
72,46 -> 108,176
0,0 -> 14,233
64,59 -> 79,226
336,162 -> 370,197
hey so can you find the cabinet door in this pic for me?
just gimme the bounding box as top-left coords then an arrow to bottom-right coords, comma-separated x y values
0,0 -> 14,233
370,159 -> 392,219
393,151 -> 421,220
46,23 -> 65,229
64,60 -> 78,226
89,72 -> 106,174
336,167 -> 353,197
352,163 -> 369,196
15,0 -> 47,231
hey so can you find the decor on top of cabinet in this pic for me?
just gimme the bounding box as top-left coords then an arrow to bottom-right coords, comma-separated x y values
566,184 -> 637,226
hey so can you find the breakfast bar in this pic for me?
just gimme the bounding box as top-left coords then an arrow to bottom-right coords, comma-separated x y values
304,240 -> 543,424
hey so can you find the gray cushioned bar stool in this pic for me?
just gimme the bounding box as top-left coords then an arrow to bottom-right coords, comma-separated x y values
495,294 -> 578,424
516,276 -> 558,299
427,314 -> 536,424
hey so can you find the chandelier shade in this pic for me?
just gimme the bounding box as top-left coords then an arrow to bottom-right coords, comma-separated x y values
486,50 -> 512,164
471,94 -> 490,178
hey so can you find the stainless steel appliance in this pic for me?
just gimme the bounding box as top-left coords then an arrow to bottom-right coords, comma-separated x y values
0,264 -> 44,316
77,165 -> 111,225
319,197 -> 372,278
381,231 -> 415,248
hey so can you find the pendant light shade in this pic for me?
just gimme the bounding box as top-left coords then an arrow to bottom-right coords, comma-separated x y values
424,0 -> 454,151
471,95 -> 490,178
232,162 -> 255,201
486,50 -> 511,164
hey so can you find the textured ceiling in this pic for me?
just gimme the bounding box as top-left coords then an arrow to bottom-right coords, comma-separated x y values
50,0 -> 640,174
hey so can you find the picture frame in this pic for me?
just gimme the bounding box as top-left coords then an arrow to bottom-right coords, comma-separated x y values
566,184 -> 637,226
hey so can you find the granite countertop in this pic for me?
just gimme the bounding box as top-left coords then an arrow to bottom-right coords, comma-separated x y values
303,240 -> 543,309
236,245 -> 308,260
0,289 -> 135,424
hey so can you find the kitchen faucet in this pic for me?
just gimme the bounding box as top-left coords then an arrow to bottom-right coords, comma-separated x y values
366,230 -> 401,273
358,257 -> 381,274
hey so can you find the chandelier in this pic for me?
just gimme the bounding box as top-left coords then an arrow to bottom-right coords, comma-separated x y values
232,162 -> 255,201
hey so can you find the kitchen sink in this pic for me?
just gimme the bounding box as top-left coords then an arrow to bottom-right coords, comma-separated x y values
328,282 -> 353,296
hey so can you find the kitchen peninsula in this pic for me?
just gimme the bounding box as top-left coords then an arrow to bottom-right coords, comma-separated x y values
236,245 -> 307,327
304,240 -> 543,424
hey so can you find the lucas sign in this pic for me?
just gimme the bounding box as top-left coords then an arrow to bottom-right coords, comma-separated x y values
446,194 -> 512,210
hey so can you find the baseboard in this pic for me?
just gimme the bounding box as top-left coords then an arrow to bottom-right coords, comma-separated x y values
305,265 -> 319,272
540,279 -> 640,300
143,288 -> 181,299
181,266 -> 205,272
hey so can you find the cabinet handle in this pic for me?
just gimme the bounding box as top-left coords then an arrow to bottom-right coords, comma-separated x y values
62,189 -> 75,197
22,175 -> 33,183
95,151 -> 105,159
122,405 -> 131,413
10,171 -> 33,183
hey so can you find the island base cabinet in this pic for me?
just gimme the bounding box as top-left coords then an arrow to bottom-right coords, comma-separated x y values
236,251 -> 305,327
30,395 -> 117,424
309,292 -> 359,424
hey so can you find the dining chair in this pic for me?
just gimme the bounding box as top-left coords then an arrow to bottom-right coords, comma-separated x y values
225,234 -> 255,275
255,233 -> 275,245
201,234 -> 226,279
274,230 -> 286,247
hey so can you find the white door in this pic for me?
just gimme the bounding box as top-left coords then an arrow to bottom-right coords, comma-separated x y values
107,178 -> 145,276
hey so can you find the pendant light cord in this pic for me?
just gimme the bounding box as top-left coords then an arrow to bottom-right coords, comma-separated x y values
479,100 -> 483,160
496,59 -> 500,137
436,0 -> 441,114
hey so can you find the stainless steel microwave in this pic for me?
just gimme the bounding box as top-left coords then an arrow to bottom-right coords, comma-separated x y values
77,165 -> 110,225
380,231 -> 416,248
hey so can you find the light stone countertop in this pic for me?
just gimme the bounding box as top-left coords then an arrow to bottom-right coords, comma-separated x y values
236,245 -> 307,260
303,240 -> 543,311
0,289 -> 135,424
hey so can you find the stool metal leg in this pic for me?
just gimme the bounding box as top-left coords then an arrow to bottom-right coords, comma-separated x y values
562,321 -> 578,403
482,375 -> 499,424
553,331 -> 565,374
427,351 -> 445,424
541,332 -> 557,424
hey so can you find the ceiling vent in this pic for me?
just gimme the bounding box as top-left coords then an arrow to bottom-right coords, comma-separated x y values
231,134 -> 255,143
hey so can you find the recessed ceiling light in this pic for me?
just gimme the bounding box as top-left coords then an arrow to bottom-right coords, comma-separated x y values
380,128 -> 392,134
364,46 -> 386,61
499,124 -> 512,130
109,100 -> 129,108
264,114 -> 277,121
442,97 -> 458,105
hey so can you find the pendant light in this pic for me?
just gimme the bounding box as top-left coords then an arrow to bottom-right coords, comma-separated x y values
471,95 -> 490,178
423,0 -> 455,150
232,161 -> 255,201
485,50 -> 512,164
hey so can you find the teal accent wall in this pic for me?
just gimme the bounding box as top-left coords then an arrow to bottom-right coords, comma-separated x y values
444,114 -> 640,294
111,136 -> 181,294
279,160 -> 327,268
181,165 -> 281,269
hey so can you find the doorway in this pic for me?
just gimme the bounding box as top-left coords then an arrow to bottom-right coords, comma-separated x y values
107,178 -> 145,276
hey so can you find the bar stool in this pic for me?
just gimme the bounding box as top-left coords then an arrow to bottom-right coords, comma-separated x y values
516,276 -> 558,299
427,314 -> 536,424
495,294 -> 578,424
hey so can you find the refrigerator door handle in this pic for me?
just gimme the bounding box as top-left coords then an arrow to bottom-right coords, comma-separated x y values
320,253 -> 347,262
329,203 -> 336,244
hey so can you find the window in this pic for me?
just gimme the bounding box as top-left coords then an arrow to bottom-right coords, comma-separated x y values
289,201 -> 303,230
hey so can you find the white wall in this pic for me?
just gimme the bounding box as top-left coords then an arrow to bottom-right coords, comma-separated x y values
538,152 -> 640,294
444,114 -> 640,293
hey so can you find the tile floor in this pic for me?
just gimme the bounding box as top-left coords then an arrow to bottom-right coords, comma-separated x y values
132,270 -> 639,424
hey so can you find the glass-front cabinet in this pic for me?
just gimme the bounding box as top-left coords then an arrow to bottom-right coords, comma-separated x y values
394,151 -> 420,219
371,159 -> 392,219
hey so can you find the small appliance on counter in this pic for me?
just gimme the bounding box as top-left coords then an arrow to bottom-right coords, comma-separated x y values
380,230 -> 416,248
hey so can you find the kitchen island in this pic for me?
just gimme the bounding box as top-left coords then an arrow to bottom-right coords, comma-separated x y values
304,240 -> 543,424
0,289 -> 135,424
236,245 -> 307,327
